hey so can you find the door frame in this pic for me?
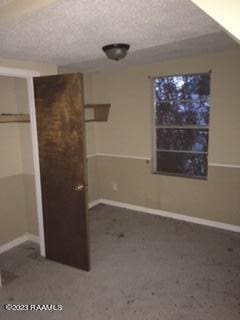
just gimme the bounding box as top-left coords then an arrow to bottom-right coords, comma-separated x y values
0,66 -> 46,256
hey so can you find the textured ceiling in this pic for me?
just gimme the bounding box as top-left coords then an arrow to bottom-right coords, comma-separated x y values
0,0 -> 13,7
0,0 -> 238,71
61,32 -> 238,72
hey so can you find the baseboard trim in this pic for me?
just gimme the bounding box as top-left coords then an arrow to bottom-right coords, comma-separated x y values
89,199 -> 102,209
90,198 -> 240,233
26,233 -> 40,244
0,233 -> 40,255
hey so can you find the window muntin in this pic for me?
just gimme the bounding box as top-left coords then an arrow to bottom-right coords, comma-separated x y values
153,73 -> 210,179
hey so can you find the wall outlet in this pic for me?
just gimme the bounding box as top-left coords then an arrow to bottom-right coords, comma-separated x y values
112,183 -> 118,191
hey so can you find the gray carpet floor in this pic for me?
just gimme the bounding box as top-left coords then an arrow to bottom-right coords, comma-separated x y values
0,204 -> 240,320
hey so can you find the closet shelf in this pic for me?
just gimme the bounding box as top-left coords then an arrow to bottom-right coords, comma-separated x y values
84,104 -> 111,122
0,113 -> 30,123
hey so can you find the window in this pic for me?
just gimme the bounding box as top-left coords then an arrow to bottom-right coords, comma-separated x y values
152,72 -> 211,179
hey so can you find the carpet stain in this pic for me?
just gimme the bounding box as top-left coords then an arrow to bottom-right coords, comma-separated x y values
127,299 -> 135,305
1,270 -> 18,285
117,233 -> 125,238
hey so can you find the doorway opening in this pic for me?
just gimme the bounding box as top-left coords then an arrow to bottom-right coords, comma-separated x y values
0,67 -> 45,275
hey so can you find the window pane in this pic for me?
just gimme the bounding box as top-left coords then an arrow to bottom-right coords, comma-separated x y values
157,128 -> 208,152
154,74 -> 210,102
155,100 -> 209,126
156,151 -> 207,177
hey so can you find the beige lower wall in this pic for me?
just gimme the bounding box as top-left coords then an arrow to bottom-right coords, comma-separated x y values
0,174 -> 39,246
2,156 -> 238,248
0,161 -> 98,247
1,156 -> 239,247
22,174 -> 39,236
97,155 -> 240,226
0,175 -> 27,246
87,156 -> 100,204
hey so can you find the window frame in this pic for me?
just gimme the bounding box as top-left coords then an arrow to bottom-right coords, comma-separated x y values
151,71 -> 211,180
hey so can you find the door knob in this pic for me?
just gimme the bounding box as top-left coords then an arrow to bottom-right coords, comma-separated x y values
74,184 -> 84,191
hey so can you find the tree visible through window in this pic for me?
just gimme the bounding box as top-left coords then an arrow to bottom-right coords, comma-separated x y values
152,72 -> 211,179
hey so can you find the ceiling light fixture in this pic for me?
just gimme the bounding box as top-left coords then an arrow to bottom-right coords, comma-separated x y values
102,43 -> 130,61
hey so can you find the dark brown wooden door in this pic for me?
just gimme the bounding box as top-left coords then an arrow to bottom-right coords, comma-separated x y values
34,73 -> 90,271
